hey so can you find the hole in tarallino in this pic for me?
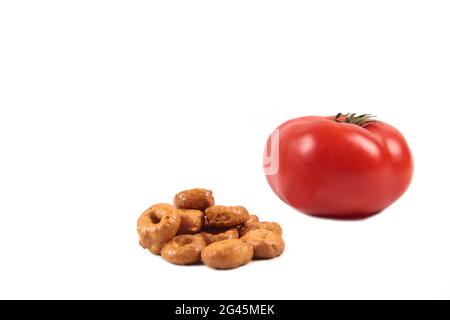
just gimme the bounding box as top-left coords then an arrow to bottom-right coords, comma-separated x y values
150,212 -> 161,224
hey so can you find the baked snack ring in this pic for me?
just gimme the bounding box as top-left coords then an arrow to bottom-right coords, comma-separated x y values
137,203 -> 181,255
241,229 -> 285,259
239,221 -> 283,237
174,188 -> 215,211
201,239 -> 253,270
177,209 -> 205,235
205,205 -> 250,228
161,235 -> 206,265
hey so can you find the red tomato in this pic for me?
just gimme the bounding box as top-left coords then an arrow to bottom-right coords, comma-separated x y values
264,114 -> 414,219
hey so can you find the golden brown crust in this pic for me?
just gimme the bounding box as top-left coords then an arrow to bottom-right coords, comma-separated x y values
239,221 -> 283,237
198,228 -> 239,245
174,188 -> 215,211
177,209 -> 205,235
238,215 -> 259,236
240,229 -> 285,259
161,235 -> 206,265
137,203 -> 181,255
247,215 -> 260,225
205,206 -> 250,228
201,239 -> 253,270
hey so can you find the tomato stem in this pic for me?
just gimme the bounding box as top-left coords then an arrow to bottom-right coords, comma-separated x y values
334,113 -> 376,127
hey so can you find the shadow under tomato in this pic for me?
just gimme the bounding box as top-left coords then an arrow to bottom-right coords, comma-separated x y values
303,210 -> 384,221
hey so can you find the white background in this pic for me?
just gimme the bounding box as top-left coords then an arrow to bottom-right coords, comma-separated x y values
1,1 -> 449,300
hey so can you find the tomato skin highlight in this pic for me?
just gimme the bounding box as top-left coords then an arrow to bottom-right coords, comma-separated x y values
264,116 -> 414,219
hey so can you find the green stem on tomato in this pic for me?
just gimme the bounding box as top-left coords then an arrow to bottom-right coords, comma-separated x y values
334,113 -> 376,127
